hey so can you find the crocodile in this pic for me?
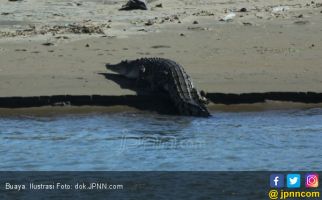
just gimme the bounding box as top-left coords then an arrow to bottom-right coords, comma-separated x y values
106,57 -> 211,117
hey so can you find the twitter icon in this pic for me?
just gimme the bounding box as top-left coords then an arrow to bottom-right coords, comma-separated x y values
287,174 -> 301,188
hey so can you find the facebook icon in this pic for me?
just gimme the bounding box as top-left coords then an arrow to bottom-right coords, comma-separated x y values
270,174 -> 285,188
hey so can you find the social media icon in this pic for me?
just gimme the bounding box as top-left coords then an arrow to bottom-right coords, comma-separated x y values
306,173 -> 319,188
287,174 -> 301,188
270,174 -> 284,188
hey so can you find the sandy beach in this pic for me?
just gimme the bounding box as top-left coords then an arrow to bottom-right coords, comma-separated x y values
1,0 -> 322,104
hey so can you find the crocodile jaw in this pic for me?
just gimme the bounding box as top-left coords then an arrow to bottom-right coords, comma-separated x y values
105,61 -> 140,79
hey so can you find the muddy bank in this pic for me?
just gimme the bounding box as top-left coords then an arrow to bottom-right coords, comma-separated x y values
206,92 -> 322,104
0,94 -> 176,114
1,92 -> 322,115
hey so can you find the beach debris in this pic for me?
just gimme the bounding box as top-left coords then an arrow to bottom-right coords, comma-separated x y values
131,14 -> 180,26
180,33 -> 185,36
55,36 -> 69,39
66,2 -> 83,6
187,26 -> 210,31
174,15 -> 179,20
155,3 -> 162,8
294,20 -> 310,25
193,20 -> 199,24
52,13 -> 64,17
145,19 -> 155,26
119,0 -> 148,11
42,42 -> 54,46
297,14 -> 304,18
151,45 -> 171,49
193,10 -> 214,16
242,22 -> 252,26
85,44 -> 90,47
137,28 -> 147,32
0,22 -> 107,37
15,49 -> 27,52
239,8 -> 247,12
157,15 -> 180,23
272,6 -> 289,13
63,23 -> 105,34
1,12 -> 11,15
220,13 -> 236,22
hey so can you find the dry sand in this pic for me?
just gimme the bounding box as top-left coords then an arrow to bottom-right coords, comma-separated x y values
0,0 -> 322,101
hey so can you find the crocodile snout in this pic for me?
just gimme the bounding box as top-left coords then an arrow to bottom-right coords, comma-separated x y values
105,63 -> 111,69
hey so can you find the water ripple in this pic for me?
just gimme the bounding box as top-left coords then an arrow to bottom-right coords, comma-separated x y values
0,109 -> 322,170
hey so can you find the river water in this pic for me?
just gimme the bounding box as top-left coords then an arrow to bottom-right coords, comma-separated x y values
0,109 -> 322,171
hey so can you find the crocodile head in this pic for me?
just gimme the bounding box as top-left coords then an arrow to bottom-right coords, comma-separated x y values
106,59 -> 144,79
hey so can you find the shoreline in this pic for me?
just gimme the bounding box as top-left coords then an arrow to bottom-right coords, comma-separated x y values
1,101 -> 322,116
1,92 -> 322,115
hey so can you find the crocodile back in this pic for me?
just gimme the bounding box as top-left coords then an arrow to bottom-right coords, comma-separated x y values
137,58 -> 210,117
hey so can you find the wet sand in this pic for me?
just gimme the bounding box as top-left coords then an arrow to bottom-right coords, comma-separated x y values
2,101 -> 322,116
0,0 -> 322,107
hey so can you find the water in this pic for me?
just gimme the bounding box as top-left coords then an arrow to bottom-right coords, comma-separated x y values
0,109 -> 322,171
